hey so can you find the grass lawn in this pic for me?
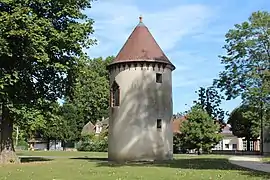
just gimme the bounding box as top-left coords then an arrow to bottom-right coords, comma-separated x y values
0,151 -> 268,180
263,156 -> 270,163
16,150 -> 103,157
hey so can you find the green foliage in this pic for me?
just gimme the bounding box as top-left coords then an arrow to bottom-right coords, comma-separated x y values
11,102 -> 82,149
42,102 -> 80,145
179,105 -> 222,154
8,55 -> 113,148
173,113 -> 184,119
13,107 -> 46,139
214,11 -> 269,109
214,11 -> 270,145
194,86 -> 226,125
0,0 -> 95,106
0,0 -> 96,158
227,103 -> 267,150
77,130 -> 108,152
59,103 -> 84,142
228,104 -> 260,138
69,56 -> 113,125
173,133 -> 182,153
16,140 -> 28,150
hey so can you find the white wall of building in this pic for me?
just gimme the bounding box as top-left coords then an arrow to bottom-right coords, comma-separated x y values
32,140 -> 62,150
213,136 -> 239,150
32,143 -> 47,150
108,63 -> 174,161
213,136 -> 260,151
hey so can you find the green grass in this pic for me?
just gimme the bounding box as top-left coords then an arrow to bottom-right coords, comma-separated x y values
16,150 -> 105,157
262,156 -> 270,163
0,151 -> 268,180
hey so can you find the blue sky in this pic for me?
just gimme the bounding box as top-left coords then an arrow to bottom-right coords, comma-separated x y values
84,0 -> 270,119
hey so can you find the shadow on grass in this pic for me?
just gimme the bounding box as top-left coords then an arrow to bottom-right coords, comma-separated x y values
70,157 -> 108,162
20,157 -> 53,163
71,157 -> 244,169
71,157 -> 270,179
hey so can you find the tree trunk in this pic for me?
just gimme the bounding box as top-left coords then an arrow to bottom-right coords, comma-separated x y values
62,141 -> 66,151
197,148 -> 201,155
47,139 -> 50,150
54,139 -> 56,150
0,104 -> 20,164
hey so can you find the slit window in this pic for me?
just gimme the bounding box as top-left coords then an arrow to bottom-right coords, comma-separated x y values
157,119 -> 162,129
111,81 -> 120,107
156,73 -> 162,83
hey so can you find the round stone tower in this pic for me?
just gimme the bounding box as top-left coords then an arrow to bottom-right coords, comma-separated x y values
107,16 -> 176,162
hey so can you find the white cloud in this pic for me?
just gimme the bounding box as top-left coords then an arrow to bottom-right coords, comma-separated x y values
169,51 -> 208,66
173,76 -> 213,88
85,1 -> 217,59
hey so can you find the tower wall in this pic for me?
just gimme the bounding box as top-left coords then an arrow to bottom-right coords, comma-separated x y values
108,62 -> 174,162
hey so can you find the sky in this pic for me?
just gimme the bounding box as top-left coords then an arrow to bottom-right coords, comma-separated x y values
84,0 -> 270,119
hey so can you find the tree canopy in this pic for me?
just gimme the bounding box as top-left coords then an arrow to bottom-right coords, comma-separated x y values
0,0 -> 96,163
228,104 -> 261,150
194,86 -> 226,126
68,56 -> 113,125
179,105 -> 222,154
214,11 -> 269,104
214,11 -> 270,146
12,55 -> 114,151
228,105 -> 260,139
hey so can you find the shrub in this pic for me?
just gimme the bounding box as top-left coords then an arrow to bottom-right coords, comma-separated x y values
77,129 -> 108,152
173,133 -> 181,153
16,140 -> 29,150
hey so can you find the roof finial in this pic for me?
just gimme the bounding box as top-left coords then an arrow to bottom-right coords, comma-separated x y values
139,15 -> 143,23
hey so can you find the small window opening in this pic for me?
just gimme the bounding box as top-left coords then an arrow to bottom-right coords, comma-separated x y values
157,119 -> 162,129
111,81 -> 120,107
156,73 -> 162,83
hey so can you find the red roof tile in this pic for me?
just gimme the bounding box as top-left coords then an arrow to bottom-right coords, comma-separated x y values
109,16 -> 175,70
172,116 -> 187,133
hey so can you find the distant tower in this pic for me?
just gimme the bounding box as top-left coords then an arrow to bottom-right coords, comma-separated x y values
107,16 -> 176,162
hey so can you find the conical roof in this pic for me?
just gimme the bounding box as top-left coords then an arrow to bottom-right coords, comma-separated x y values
108,16 -> 175,70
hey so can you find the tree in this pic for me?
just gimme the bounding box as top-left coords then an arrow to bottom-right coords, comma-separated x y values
214,11 -> 270,148
194,86 -> 226,126
173,112 -> 184,119
0,0 -> 95,163
214,11 -> 270,126
41,102 -> 82,150
228,104 -> 261,151
214,11 -> 269,100
173,133 -> 182,153
59,102 -> 84,147
13,107 -> 46,141
69,56 -> 113,125
179,105 -> 222,155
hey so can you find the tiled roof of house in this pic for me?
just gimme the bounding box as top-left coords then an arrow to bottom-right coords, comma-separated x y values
221,124 -> 233,135
172,116 -> 187,133
81,121 -> 95,135
172,116 -> 229,135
